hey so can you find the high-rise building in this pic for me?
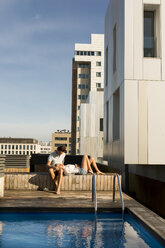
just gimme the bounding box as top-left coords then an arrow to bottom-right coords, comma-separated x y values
52,130 -> 71,154
71,34 -> 104,156
104,0 -> 165,217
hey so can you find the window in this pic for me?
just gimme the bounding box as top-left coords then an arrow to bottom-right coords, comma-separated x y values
9,145 -> 11,149
1,145 -> 3,149
77,116 -> 80,121
78,95 -> 88,100
113,25 -> 117,72
77,138 -> 80,142
96,83 -> 101,88
77,127 -> 80,131
19,145 -> 22,149
69,138 -> 71,142
100,118 -> 103,132
96,62 -> 101,66
106,101 -> 109,143
78,74 -> 89,79
144,11 -> 155,57
8,151 -> 10,154
5,145 -> 7,149
27,145 -> 29,150
96,51 -> 101,56
106,46 -> 108,86
55,137 -> 67,141
1,151 -> 3,154
23,145 -> 25,150
76,149 -> 80,154
96,72 -> 101,77
31,145 -> 33,150
16,145 -> 18,150
91,51 -> 95,56
12,145 -> 14,149
113,89 -> 120,140
55,144 -> 67,147
78,64 -> 89,68
78,84 -> 89,89
78,106 -> 80,110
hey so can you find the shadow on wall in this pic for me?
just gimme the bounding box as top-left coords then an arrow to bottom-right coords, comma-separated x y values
28,173 -> 56,191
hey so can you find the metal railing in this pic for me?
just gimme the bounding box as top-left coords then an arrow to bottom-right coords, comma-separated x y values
92,174 -> 97,213
113,173 -> 125,218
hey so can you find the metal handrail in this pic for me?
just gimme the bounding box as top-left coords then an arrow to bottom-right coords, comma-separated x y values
92,174 -> 97,213
113,173 -> 125,218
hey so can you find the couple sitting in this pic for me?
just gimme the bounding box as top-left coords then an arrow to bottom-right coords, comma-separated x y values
47,146 -> 104,194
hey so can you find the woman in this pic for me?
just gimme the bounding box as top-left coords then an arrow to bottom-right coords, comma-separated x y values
63,155 -> 104,175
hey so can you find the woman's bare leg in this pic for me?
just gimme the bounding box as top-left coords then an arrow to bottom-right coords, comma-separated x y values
89,157 -> 104,175
81,155 -> 93,174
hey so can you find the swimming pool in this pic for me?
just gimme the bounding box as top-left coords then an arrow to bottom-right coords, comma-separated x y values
0,212 -> 163,248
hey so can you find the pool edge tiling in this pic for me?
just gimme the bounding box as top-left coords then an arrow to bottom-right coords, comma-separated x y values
0,190 -> 165,246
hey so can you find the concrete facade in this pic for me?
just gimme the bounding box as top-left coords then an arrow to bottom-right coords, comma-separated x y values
4,173 -> 120,191
80,91 -> 104,162
104,0 -> 165,216
71,34 -> 104,156
52,130 -> 71,154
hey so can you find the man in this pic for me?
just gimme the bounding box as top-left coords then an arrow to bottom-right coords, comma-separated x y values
47,146 -> 66,194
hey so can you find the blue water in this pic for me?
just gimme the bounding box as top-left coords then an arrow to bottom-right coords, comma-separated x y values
0,212 -> 163,248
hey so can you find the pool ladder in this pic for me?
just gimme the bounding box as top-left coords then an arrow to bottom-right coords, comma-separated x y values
92,173 -> 125,218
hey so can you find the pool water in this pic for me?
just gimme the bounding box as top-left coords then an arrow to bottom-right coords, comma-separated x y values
0,212 -> 163,248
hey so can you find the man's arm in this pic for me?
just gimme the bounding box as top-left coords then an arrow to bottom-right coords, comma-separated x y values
47,161 -> 51,169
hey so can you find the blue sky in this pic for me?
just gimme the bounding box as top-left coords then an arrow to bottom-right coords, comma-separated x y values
0,0 -> 109,142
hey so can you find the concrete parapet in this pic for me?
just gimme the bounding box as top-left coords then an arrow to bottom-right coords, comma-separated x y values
4,173 -> 120,191
0,155 -> 5,197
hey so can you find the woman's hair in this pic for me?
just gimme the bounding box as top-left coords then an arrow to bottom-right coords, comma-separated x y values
57,146 -> 66,152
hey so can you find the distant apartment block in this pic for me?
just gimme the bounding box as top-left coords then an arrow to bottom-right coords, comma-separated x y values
104,0 -> 165,217
39,142 -> 52,154
52,130 -> 71,154
71,34 -> 104,158
0,138 -> 40,155
0,138 -> 52,155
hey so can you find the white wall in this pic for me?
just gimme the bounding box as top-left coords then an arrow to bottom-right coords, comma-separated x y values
80,91 -> 104,161
104,0 -> 165,168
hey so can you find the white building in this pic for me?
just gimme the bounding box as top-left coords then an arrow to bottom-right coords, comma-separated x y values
71,34 -> 104,158
80,91 -> 104,162
0,138 -> 51,155
39,142 -> 52,154
104,0 -> 165,216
